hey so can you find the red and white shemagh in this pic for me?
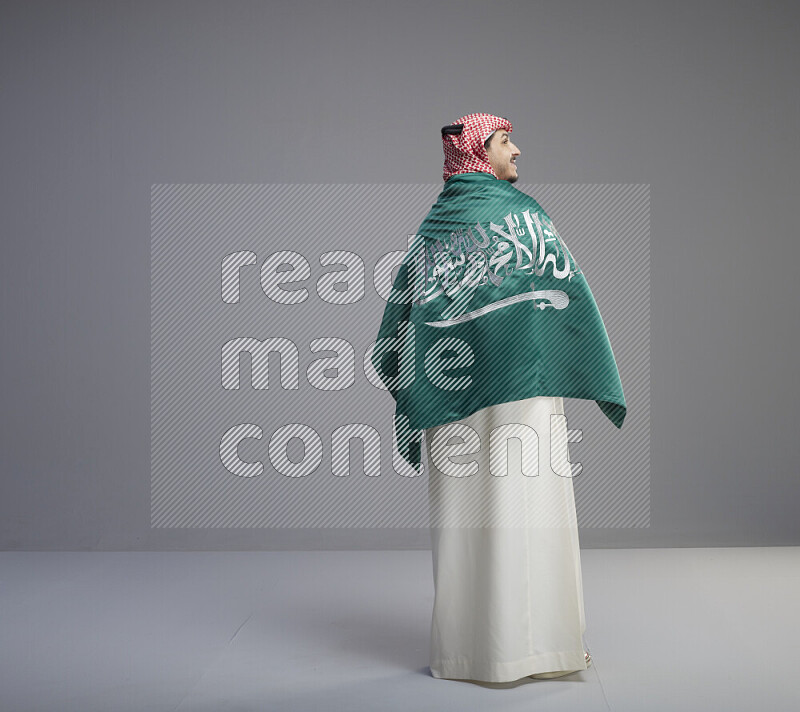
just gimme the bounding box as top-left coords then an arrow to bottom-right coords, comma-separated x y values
442,112 -> 513,182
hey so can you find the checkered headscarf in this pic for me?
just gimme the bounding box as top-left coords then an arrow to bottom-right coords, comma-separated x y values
441,113 -> 513,182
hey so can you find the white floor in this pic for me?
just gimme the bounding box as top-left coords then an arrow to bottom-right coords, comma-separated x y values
0,547 -> 798,712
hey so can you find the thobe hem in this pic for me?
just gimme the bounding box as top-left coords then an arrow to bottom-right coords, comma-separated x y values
430,649 -> 588,683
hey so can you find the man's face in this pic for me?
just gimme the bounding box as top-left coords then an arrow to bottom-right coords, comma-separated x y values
485,130 -> 520,182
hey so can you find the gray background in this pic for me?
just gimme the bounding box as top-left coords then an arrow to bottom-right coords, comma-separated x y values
1,0 -> 797,550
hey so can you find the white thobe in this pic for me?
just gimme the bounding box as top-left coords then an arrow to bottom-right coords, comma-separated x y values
425,396 -> 587,682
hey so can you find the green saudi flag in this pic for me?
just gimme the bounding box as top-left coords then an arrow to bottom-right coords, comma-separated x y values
372,172 -> 626,472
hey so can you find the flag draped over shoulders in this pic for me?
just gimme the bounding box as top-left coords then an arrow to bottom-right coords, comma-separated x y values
371,171 -> 626,472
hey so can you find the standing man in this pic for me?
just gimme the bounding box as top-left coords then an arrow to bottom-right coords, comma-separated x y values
372,113 -> 626,682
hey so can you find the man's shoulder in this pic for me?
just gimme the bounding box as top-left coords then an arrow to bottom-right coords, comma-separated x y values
419,179 -> 546,233
498,180 -> 536,200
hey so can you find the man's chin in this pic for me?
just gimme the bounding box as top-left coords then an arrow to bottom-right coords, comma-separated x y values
506,174 -> 519,184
